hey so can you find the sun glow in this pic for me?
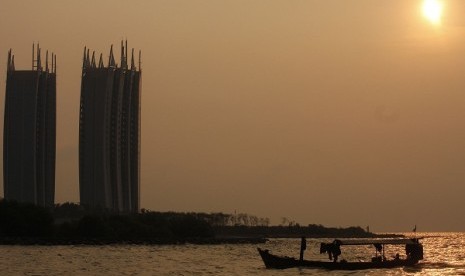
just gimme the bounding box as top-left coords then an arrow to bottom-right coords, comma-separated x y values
422,0 -> 443,25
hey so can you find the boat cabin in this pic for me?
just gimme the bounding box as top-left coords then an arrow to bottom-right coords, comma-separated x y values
320,238 -> 424,263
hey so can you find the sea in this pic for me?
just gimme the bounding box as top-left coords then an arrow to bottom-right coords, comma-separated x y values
0,232 -> 463,275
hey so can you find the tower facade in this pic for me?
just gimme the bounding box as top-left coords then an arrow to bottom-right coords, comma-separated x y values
79,42 -> 141,212
3,45 -> 57,207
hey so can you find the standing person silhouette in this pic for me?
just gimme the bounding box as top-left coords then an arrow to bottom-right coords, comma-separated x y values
300,237 -> 306,262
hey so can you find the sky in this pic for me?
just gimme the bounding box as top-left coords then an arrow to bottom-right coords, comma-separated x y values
1,0 -> 465,232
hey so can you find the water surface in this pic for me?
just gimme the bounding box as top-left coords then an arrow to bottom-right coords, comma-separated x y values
1,232 -> 464,275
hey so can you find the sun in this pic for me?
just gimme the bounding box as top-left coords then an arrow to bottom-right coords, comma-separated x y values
422,0 -> 443,25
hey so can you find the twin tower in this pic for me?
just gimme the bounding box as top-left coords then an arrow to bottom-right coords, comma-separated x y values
3,42 -> 142,213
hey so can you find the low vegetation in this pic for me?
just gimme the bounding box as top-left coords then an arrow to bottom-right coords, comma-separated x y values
0,199 -> 375,244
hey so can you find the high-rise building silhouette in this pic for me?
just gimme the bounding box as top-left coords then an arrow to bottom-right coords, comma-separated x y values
79,42 -> 141,212
3,45 -> 56,207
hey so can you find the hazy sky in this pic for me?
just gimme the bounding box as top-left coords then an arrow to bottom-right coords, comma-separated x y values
1,0 -> 465,231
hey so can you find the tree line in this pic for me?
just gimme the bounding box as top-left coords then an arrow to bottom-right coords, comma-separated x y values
0,199 -> 373,243
0,200 -> 270,241
0,200 -> 214,240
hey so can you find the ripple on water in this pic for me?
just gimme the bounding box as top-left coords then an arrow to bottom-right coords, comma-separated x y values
0,233 -> 464,275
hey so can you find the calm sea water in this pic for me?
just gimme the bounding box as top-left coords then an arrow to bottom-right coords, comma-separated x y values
0,232 -> 464,275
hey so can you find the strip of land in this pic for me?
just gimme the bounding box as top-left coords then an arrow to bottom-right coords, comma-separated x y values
0,200 -> 401,245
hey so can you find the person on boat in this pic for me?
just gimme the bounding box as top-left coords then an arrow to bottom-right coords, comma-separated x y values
320,240 -> 342,262
332,240 -> 342,262
405,242 -> 423,260
299,237 -> 306,261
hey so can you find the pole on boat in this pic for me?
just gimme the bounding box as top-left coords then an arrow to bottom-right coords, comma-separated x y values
300,237 -> 306,262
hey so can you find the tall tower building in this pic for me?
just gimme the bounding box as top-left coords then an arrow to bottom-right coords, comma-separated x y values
79,42 -> 141,213
3,45 -> 57,207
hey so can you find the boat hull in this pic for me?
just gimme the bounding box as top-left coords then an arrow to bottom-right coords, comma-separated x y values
257,248 -> 419,270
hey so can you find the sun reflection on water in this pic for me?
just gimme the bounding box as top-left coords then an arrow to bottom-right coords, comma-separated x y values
0,233 -> 464,275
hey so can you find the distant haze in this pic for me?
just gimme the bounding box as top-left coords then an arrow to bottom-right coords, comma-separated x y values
1,0 -> 465,232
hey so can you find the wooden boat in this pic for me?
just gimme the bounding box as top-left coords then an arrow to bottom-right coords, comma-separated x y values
258,238 -> 423,270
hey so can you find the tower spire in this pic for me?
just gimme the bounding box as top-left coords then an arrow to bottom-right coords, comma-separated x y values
131,48 -> 135,70
109,45 -> 116,67
98,53 -> 104,68
125,40 -> 128,69
46,50 -> 49,72
121,40 -> 125,68
86,49 -> 91,68
91,51 -> 96,68
37,43 -> 41,71
82,47 -> 87,70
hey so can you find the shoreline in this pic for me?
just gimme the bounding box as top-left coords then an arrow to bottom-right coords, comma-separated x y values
0,233 -> 403,246
0,237 -> 268,246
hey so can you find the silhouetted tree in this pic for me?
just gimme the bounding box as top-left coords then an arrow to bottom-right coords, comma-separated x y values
0,199 -> 53,237
77,216 -> 111,238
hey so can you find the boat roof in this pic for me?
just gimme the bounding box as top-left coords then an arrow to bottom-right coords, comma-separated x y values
336,238 -> 420,245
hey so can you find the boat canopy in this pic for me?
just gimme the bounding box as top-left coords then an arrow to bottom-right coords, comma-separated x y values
336,238 -> 421,246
